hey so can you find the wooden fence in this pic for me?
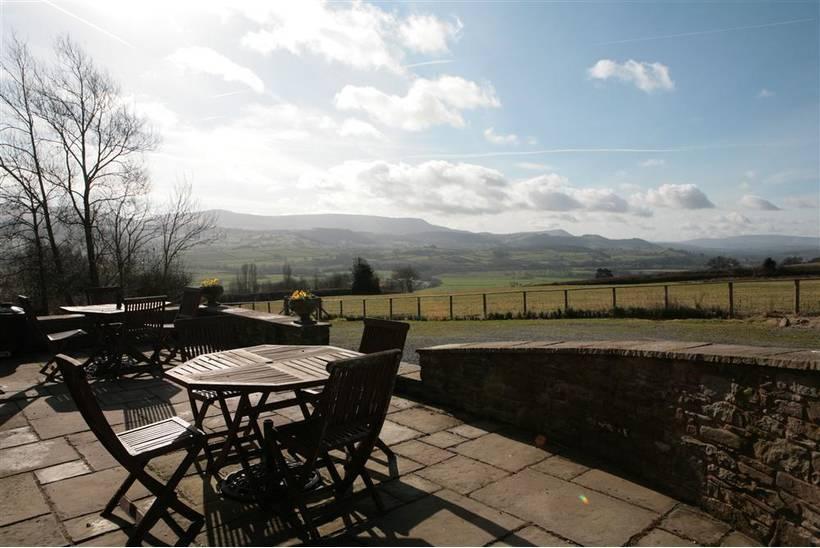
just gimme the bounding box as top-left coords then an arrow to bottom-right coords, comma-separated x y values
226,277 -> 820,321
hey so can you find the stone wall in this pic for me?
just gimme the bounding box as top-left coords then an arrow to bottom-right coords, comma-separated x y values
417,341 -> 820,545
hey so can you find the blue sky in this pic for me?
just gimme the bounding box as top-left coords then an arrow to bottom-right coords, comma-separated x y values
2,0 -> 818,240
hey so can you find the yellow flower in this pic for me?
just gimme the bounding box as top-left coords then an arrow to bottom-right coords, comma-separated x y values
200,278 -> 221,287
290,289 -> 315,301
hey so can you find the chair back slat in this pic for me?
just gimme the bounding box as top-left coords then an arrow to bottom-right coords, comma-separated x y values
85,286 -> 122,306
55,354 -> 129,463
177,287 -> 202,320
358,319 -> 410,355
315,350 -> 401,443
124,296 -> 166,340
175,316 -> 242,361
17,295 -> 46,345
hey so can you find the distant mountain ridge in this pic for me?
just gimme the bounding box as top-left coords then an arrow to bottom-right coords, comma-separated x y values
206,210 -> 819,256
206,209 -> 661,252
209,209 -> 449,235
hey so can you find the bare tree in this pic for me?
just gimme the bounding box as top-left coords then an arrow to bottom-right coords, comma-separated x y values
154,182 -> 218,285
0,36 -> 72,306
37,36 -> 158,286
97,183 -> 153,288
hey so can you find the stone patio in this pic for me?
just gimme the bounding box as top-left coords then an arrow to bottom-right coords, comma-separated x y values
0,353 -> 761,546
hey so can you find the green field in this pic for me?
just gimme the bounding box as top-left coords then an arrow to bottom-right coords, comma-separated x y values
231,277 -> 820,319
328,318 -> 820,364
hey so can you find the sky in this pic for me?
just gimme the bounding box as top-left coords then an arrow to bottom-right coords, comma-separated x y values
1,0 -> 819,241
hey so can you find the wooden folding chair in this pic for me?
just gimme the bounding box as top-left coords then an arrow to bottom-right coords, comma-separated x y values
162,287 -> 203,363
114,296 -> 167,369
18,295 -> 87,378
263,349 -> 402,540
55,354 -> 205,546
297,318 -> 409,475
174,316 -> 245,466
85,286 -> 123,305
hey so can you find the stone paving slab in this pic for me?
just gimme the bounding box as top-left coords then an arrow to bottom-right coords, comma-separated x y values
453,431 -> 551,472
472,468 -> 658,546
573,469 -> 677,513
493,524 -> 578,546
0,473 -> 50,527
635,528 -> 698,546
417,454 -> 509,494
360,488 -> 524,545
530,455 -> 591,480
659,506 -> 732,545
388,406 -> 463,434
34,460 -> 92,485
0,437 -> 79,477
0,425 -> 39,449
391,439 -> 456,466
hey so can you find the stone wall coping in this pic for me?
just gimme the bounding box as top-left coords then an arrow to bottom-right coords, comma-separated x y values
218,306 -> 331,328
416,340 -> 820,371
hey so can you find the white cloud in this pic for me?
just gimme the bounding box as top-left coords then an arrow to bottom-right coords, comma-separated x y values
399,14 -> 462,54
484,127 -> 519,145
232,2 -> 460,73
334,76 -> 500,131
167,46 -> 265,93
299,161 -> 654,217
783,195 -> 820,209
642,184 -> 715,209
740,195 -> 781,211
588,59 -> 674,92
758,88 -> 775,98
338,118 -> 383,139
300,160 -> 512,214
639,158 -> 665,167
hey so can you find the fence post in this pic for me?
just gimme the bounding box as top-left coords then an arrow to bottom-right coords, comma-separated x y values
522,291 -> 528,316
664,285 -> 669,309
563,289 -> 569,311
482,293 -> 488,319
794,279 -> 800,315
251,302 -> 256,311
267,301 -> 271,313
417,297 -> 422,320
611,287 -> 617,310
449,295 -> 454,320
728,282 -> 734,318
339,300 -> 343,318
389,298 -> 393,320
362,299 -> 367,318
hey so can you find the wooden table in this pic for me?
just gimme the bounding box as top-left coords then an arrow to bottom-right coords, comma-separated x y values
61,302 -> 170,374
166,344 -> 362,473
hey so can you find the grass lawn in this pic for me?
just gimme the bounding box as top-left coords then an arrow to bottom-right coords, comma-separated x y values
329,317 -> 820,364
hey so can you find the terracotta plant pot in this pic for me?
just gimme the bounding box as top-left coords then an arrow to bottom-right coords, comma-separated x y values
289,298 -> 319,325
201,285 -> 224,307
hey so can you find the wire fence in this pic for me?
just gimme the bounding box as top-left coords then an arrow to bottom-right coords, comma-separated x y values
225,277 -> 820,321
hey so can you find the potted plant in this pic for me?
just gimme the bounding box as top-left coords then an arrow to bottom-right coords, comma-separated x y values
200,278 -> 224,308
288,289 -> 320,325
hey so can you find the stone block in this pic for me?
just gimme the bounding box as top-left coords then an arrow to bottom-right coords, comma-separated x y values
493,525 -> 575,546
776,471 -> 820,507
530,455 -> 590,480
392,440 -> 456,466
35,460 -> 92,484
44,467 -> 150,519
388,407 -> 463,434
421,431 -> 468,449
700,426 -> 744,449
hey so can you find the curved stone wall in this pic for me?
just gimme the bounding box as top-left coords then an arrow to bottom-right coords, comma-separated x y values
417,340 -> 819,545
